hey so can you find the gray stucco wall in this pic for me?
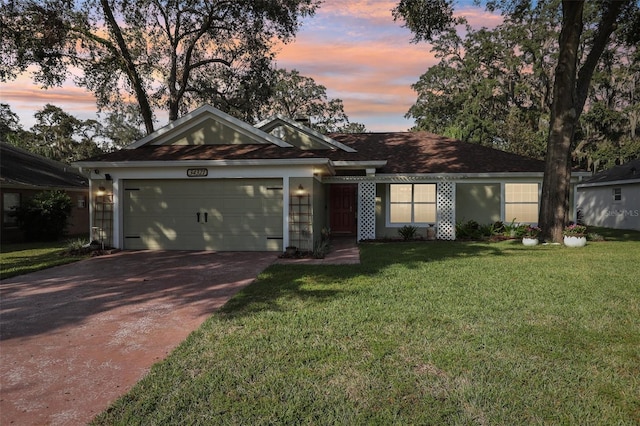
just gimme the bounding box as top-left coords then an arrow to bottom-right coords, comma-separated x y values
456,183 -> 501,224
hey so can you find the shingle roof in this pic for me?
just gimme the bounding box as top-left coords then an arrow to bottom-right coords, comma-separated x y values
0,142 -> 88,189
329,132 -> 546,173
82,132 -> 547,174
583,158 -> 640,184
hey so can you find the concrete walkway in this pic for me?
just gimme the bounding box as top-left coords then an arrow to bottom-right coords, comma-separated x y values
0,250 -> 276,426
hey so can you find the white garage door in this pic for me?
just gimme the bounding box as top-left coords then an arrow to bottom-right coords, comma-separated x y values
123,179 -> 283,251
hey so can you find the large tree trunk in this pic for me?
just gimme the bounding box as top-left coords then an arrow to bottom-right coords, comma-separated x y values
539,0 -> 628,242
539,1 -> 583,243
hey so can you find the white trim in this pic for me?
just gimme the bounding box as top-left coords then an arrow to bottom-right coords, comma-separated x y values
76,158 -> 331,169
256,115 -> 357,153
502,182 -> 541,224
126,105 -> 293,149
384,183 -> 437,228
113,179 -> 121,248
282,178 -> 290,250
332,161 -> 387,168
323,174 -> 551,184
577,178 -> 640,188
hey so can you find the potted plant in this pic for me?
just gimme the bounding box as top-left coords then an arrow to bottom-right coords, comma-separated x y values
522,225 -> 541,246
563,224 -> 587,247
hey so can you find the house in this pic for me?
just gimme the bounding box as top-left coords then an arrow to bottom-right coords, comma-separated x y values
576,159 -> 640,231
0,142 -> 90,244
74,105 -> 589,251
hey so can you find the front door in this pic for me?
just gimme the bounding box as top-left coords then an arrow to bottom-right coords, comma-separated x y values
330,184 -> 357,235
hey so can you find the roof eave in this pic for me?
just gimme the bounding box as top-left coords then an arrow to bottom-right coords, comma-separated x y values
331,160 -> 387,169
578,178 -> 640,188
75,158 -> 332,169
126,105 -> 293,149
257,115 -> 357,153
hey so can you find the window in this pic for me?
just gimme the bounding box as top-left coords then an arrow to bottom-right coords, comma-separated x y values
77,195 -> 86,208
613,187 -> 622,202
504,183 -> 539,223
3,193 -> 20,227
388,183 -> 436,225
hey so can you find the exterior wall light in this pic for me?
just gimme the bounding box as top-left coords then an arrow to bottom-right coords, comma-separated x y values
97,186 -> 106,196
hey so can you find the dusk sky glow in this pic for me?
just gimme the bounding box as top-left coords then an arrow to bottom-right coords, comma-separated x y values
0,0 -> 501,133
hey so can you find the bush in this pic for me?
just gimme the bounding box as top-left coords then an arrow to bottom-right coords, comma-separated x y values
456,220 -> 482,239
14,190 -> 73,241
398,225 -> 418,240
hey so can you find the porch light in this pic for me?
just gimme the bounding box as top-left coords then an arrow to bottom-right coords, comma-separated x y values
296,184 -> 305,197
97,186 -> 106,196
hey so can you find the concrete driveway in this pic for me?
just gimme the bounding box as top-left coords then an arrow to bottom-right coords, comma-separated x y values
0,250 -> 276,425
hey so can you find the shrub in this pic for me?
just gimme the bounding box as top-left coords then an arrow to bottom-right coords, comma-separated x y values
456,220 -> 481,239
587,232 -> 605,242
14,190 -> 73,241
398,225 -> 418,240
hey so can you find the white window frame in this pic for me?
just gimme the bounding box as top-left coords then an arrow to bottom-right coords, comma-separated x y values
613,187 -> 622,203
503,183 -> 540,224
386,183 -> 437,227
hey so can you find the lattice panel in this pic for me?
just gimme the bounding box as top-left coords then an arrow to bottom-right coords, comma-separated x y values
437,181 -> 456,240
358,182 -> 376,241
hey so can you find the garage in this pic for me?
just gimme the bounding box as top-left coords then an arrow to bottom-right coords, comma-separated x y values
122,179 -> 283,251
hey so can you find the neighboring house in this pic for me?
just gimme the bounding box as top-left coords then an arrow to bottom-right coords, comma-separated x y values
0,142 -> 90,244
576,159 -> 640,231
74,105 -> 589,251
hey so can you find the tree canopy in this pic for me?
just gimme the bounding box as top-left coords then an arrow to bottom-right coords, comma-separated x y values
257,69 -> 367,134
394,0 -> 639,242
1,0 -> 319,133
0,103 -> 147,162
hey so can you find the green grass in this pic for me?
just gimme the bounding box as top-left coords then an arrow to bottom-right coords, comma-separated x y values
92,231 -> 640,425
0,240 -> 89,279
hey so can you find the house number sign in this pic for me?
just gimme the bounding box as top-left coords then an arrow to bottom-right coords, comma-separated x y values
187,168 -> 208,177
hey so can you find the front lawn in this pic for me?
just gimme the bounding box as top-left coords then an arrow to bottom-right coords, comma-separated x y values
94,232 -> 640,425
0,240 -> 89,280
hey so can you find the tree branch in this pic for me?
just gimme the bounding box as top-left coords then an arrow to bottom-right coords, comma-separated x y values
575,0 -> 628,117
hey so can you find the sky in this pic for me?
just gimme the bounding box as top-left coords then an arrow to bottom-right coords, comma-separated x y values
0,0 -> 502,133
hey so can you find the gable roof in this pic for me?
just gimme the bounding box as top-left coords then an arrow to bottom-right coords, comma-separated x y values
256,115 -> 357,152
580,158 -> 640,186
127,105 -> 293,149
78,131 -> 549,175
0,142 -> 88,189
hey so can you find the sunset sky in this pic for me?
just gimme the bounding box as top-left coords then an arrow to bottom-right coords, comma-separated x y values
0,0 -> 501,133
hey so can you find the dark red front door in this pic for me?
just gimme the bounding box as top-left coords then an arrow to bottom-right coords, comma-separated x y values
330,184 -> 357,234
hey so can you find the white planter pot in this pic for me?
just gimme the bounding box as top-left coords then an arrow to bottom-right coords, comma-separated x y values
522,237 -> 539,246
563,236 -> 587,247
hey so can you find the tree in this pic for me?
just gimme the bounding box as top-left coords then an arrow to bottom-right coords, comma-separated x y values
5,104 -> 104,163
14,190 -> 73,241
405,3 -> 560,158
100,106 -> 145,150
394,0 -> 638,242
0,103 -> 23,142
1,0 -> 319,134
257,68 -> 367,134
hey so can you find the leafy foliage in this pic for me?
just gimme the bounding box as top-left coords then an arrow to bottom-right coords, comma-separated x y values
2,104 -> 105,162
394,0 -> 638,243
0,0 -> 320,133
402,1 -> 639,168
13,190 -> 73,242
398,225 -> 418,240
257,68 -> 367,134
